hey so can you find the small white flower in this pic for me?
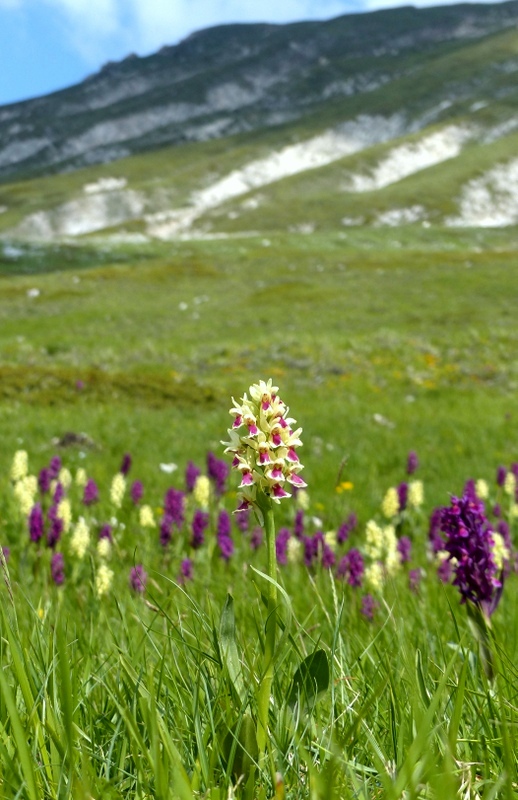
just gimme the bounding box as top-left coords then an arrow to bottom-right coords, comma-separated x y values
504,472 -> 516,497
11,450 -> 28,482
110,473 -> 126,508
139,505 -> 155,528
57,499 -> 72,533
365,562 -> 383,591
70,517 -> 90,559
408,480 -> 424,509
97,538 -> 111,559
13,476 -> 38,516
381,487 -> 399,519
75,468 -> 87,488
296,489 -> 309,510
287,537 -> 302,564
365,520 -> 384,560
159,462 -> 178,474
95,563 -> 114,597
324,530 -> 337,550
491,532 -> 510,571
475,479 -> 489,500
58,467 -> 72,490
193,475 -> 210,508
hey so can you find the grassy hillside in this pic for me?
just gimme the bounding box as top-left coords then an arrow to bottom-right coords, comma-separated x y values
0,228 -> 517,517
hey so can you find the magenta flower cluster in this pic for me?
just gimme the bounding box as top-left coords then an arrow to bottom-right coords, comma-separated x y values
437,491 -> 503,616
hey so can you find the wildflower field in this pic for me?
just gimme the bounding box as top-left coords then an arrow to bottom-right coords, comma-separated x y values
0,227 -> 517,799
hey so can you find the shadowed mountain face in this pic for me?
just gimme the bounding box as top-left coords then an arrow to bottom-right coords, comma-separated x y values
1,1 -> 518,182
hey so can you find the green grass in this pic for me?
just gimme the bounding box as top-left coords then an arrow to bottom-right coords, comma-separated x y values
0,226 -> 517,797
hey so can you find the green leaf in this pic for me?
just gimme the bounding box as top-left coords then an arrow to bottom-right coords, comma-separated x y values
288,649 -> 329,708
0,666 -> 40,800
219,594 -> 245,703
223,713 -> 258,783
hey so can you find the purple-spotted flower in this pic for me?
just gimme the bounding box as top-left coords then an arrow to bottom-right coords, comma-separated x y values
321,543 -> 336,570
51,552 -> 65,585
409,568 -> 423,592
160,515 -> 173,547
129,564 -> 147,593
337,512 -> 358,544
38,468 -> 51,494
130,480 -> 144,505
28,503 -> 45,543
428,507 -> 444,554
235,507 -> 250,532
407,451 -> 419,475
223,379 -> 305,517
361,594 -> 377,620
185,461 -> 201,493
294,509 -> 305,540
397,482 -> 408,512
276,527 -> 291,565
47,506 -> 63,548
217,529 -> 234,561
397,536 -> 412,564
337,548 -> 364,587
496,465 -> 507,487
49,456 -> 62,480
83,478 -> 99,506
120,453 -> 132,476
437,556 -> 452,583
437,491 -> 504,617
207,452 -> 229,496
191,509 -> 209,549
250,526 -> 263,550
164,487 -> 185,528
179,558 -> 193,583
53,482 -> 65,504
99,523 -> 113,541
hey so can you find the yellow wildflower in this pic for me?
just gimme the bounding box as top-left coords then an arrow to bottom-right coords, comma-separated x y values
381,487 -> 399,519
408,480 -> 424,509
95,564 -> 114,598
193,475 -> 210,508
110,473 -> 126,508
11,450 -> 28,481
70,517 -> 90,559
139,505 -> 155,528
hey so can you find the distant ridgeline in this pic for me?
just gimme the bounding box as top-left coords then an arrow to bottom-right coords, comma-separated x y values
1,1 -> 518,180
1,0 -> 518,238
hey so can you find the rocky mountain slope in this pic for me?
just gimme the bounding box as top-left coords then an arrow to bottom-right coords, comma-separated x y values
1,0 -> 518,238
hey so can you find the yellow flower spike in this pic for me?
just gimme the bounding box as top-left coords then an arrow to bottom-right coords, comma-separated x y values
381,487 -> 399,519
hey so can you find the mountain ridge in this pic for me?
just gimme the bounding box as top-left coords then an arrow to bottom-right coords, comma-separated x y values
1,0 -> 518,240
1,0 -> 518,184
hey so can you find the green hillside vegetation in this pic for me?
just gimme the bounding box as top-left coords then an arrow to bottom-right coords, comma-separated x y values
0,228 -> 517,508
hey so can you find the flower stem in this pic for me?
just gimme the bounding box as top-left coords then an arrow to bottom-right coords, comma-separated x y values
256,492 -> 277,774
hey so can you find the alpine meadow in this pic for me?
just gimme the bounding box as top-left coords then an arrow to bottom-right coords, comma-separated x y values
0,2 -> 517,798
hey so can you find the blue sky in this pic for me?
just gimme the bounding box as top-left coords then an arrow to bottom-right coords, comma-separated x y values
0,0 -> 502,106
